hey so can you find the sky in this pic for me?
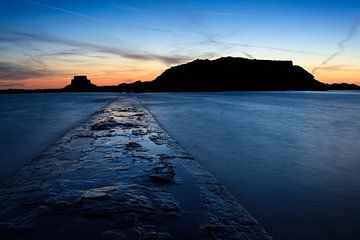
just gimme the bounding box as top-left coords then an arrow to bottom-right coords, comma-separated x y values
0,0 -> 359,89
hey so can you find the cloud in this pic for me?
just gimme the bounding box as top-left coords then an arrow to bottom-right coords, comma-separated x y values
197,34 -> 328,60
203,36 -> 254,58
312,18 -> 360,74
110,3 -> 173,33
24,0 -> 173,33
0,61 -> 51,80
314,64 -> 360,72
205,36 -> 324,56
0,81 -> 25,88
111,2 -> 147,13
14,42 -> 47,67
23,0 -> 109,23
41,50 -> 84,57
0,31 -> 189,65
183,10 -> 271,18
112,2 -> 270,18
128,25 -> 173,33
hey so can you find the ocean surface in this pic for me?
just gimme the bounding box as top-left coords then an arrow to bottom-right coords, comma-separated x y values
0,92 -> 119,182
138,91 -> 360,240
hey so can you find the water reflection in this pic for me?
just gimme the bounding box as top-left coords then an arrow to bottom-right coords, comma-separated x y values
139,91 -> 360,240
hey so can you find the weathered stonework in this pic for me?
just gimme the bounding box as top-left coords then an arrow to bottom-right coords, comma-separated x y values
0,96 -> 272,240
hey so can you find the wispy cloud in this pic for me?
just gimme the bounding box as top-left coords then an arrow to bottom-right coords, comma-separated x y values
0,81 -> 25,88
41,50 -> 84,57
207,37 -> 325,56
203,36 -> 254,59
0,31 -> 189,65
128,25 -> 173,33
23,0 -> 109,23
312,18 -> 360,74
112,2 -> 270,18
0,61 -> 51,81
110,3 -> 173,33
24,0 -> 172,33
183,10 -> 271,18
196,34 -> 327,60
315,64 -> 360,72
14,42 -> 47,67
111,2 -> 146,13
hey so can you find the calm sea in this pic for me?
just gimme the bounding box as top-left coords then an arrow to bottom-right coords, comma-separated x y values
0,92 -> 119,182
138,91 -> 360,240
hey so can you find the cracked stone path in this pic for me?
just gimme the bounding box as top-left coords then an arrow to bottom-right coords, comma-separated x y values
0,96 -> 272,240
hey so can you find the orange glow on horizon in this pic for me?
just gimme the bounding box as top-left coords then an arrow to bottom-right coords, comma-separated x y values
1,73 -> 358,90
315,71 -> 360,85
0,72 -> 161,90
0,58 -> 169,90
0,62 -> 358,90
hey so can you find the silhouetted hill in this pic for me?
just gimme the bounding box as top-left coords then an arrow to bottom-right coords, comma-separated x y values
325,83 -> 360,90
64,76 -> 97,91
118,57 -> 327,92
1,57 -> 359,94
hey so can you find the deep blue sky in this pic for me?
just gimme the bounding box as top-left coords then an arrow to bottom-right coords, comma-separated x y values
0,0 -> 359,88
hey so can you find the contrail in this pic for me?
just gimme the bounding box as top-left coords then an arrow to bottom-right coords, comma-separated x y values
112,2 -> 271,18
14,42 -> 47,67
204,36 -> 255,59
184,10 -> 271,18
23,0 -> 173,33
240,50 -> 254,59
230,42 -> 323,55
312,18 -> 360,74
0,31 -> 190,65
23,0 -> 110,23
204,36 -> 326,58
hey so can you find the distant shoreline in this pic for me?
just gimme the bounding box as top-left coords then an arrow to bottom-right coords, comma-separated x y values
2,57 -> 359,93
1,88 -> 360,94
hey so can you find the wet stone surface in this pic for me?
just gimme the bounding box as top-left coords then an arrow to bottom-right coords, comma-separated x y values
0,96 -> 272,240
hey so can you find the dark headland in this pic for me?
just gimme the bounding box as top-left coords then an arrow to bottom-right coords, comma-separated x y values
1,57 -> 359,93
64,75 -> 97,91
120,57 -> 326,92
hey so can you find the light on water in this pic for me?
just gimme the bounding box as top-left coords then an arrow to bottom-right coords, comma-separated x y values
0,93 -> 119,181
138,91 -> 360,240
1,91 -> 359,240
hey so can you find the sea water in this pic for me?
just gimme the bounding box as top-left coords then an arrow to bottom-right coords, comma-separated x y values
0,92 -> 119,182
138,91 -> 360,240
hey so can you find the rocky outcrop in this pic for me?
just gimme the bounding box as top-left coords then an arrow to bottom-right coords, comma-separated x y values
2,57 -> 359,93
64,75 -> 97,91
118,57 -> 327,92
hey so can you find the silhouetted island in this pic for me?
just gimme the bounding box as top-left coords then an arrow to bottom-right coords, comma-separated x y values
1,57 -> 359,93
117,57 -> 359,92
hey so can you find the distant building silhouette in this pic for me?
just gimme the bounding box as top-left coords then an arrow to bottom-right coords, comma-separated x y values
64,76 -> 97,90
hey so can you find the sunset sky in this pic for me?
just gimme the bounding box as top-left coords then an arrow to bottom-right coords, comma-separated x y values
0,0 -> 359,89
